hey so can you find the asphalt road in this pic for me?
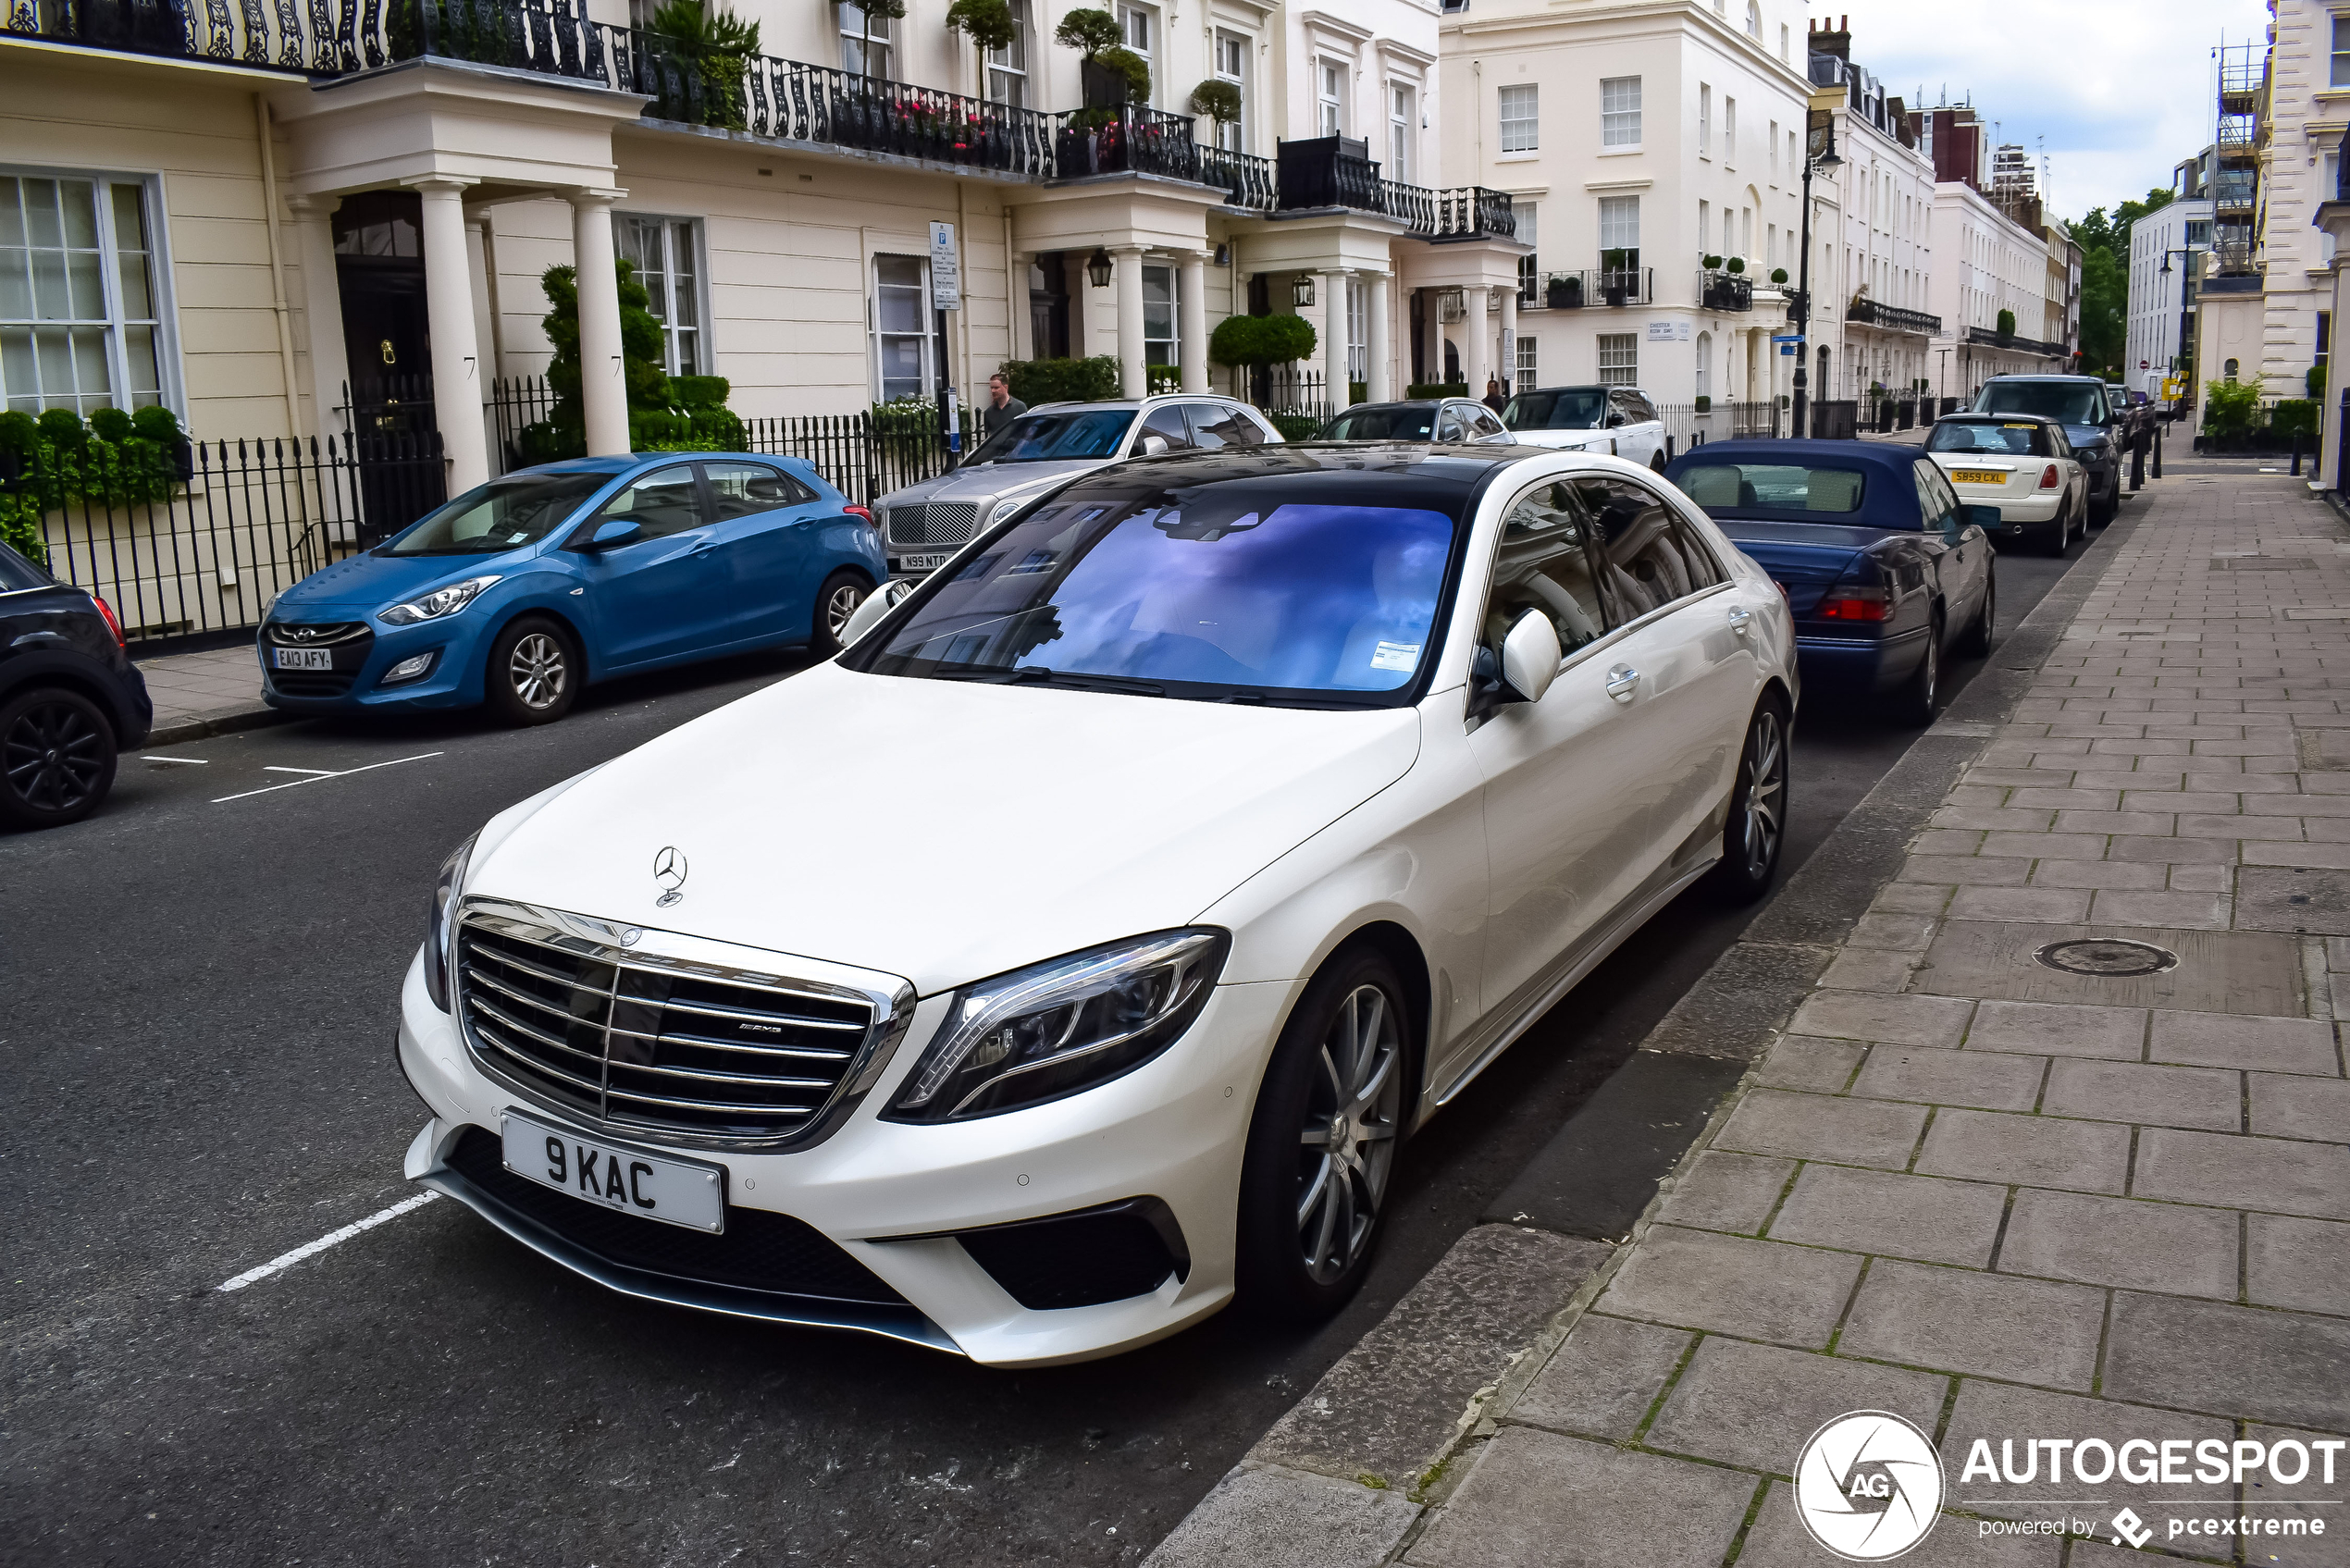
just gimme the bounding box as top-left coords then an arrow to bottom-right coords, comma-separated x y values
3,524 -> 2096,1567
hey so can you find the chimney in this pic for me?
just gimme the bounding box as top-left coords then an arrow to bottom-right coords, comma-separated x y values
1812,17 -> 1851,63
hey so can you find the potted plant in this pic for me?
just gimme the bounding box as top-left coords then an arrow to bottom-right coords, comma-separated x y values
1770,266 -> 1789,285
946,0 -> 1017,99
1601,248 -> 1630,306
1996,307 -> 2016,339
1725,255 -> 1745,275
1189,78 -> 1241,139
1702,254 -> 1724,271
1058,7 -> 1147,114
1545,274 -> 1573,308
647,0 -> 762,130
1694,394 -> 1712,414
1560,273 -> 1583,308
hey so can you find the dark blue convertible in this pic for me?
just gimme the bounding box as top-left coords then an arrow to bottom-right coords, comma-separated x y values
1662,440 -> 1996,725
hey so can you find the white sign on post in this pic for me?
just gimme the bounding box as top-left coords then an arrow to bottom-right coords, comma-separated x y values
929,221 -> 960,311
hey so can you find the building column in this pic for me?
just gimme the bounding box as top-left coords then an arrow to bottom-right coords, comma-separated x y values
405,175 -> 488,491
1008,252 -> 1034,363
1424,291 -> 1445,388
1320,270 -> 1348,409
1113,244 -> 1147,397
567,188 -> 631,458
1366,271 -> 1392,401
1177,250 -> 1208,393
1499,283 -> 1518,395
2326,257 -> 2350,487
1464,290 -> 1491,401
283,194 -> 348,444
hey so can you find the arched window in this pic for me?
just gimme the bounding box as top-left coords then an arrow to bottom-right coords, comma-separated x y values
2224,358 -> 2240,380
1745,0 -> 1761,38
1696,331 -> 1713,399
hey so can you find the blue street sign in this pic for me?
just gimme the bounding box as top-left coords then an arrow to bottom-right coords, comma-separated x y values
1772,334 -> 1803,343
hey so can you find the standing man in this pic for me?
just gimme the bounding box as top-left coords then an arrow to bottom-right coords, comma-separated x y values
983,372 -> 1028,438
1483,377 -> 1506,413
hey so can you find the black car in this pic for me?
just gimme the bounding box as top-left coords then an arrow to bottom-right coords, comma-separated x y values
1968,375 -> 2127,526
0,541 -> 152,829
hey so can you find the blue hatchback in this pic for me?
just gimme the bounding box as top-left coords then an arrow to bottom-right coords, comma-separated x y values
260,453 -> 885,724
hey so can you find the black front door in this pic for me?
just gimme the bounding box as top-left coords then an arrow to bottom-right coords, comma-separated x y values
1028,253 -> 1070,361
332,192 -> 445,542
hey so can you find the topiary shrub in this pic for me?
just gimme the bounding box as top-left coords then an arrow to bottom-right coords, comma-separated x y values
1208,312 -> 1317,369
1189,78 -> 1241,133
0,403 -> 187,565
1770,266 -> 1789,284
522,260 -> 743,461
998,355 -> 1122,405
1996,307 -> 2017,337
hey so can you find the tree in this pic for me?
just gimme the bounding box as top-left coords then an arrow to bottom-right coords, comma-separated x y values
1189,78 -> 1241,135
945,0 -> 1017,93
2068,187 -> 2172,380
1056,6 -> 1147,105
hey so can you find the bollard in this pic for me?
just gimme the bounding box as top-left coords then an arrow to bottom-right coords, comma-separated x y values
2293,434 -> 2304,477
2153,420 -> 2163,479
1666,435 -> 1676,462
2339,389 -> 2350,496
2132,441 -> 2146,490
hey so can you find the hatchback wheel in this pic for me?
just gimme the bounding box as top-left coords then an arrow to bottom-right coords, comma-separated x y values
486,616 -> 578,726
1709,698 -> 1790,904
1237,948 -> 1412,1319
0,686 -> 118,831
809,570 -> 872,660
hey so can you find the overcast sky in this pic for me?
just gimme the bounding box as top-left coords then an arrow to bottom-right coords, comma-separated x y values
1822,0 -> 2270,220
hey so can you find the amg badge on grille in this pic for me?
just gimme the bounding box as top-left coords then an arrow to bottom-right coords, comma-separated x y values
652,846 -> 688,907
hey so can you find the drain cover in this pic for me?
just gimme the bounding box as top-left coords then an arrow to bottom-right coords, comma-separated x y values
2034,939 -> 2180,978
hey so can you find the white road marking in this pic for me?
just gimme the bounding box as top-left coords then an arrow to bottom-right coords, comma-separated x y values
263,766 -> 338,776
140,755 -> 208,764
212,750 -> 442,804
217,1191 -> 439,1291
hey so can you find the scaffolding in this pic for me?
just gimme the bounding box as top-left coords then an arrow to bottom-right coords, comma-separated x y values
2212,40 -> 2264,278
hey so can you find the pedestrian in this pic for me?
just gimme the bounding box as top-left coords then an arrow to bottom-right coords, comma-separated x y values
983,372 -> 1028,438
1483,377 -> 1506,413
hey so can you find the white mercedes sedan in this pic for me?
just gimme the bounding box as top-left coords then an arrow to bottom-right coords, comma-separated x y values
396,443 -> 1799,1366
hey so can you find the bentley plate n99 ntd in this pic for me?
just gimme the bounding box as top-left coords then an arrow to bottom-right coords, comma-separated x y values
397,443 -> 1799,1365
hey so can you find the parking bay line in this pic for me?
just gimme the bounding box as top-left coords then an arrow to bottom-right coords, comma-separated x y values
216,1191 -> 439,1292
139,755 -> 209,764
212,750 -> 442,804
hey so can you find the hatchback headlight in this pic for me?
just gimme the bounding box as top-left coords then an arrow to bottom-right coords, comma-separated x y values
381,575 -> 501,625
423,831 -> 477,1012
884,930 -> 1229,1122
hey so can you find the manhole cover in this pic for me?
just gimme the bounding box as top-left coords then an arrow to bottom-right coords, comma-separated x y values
2034,939 -> 2180,977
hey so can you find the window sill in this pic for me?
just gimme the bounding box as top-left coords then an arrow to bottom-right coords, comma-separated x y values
1495,152 -> 1541,163
1598,146 -> 1644,157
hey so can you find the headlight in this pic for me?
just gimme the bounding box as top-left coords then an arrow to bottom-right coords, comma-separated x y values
986,495 -> 1029,528
884,929 -> 1229,1122
423,831 -> 477,1012
380,575 -> 501,625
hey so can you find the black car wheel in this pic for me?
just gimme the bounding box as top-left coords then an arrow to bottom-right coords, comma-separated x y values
0,686 -> 118,831
1888,610 -> 1942,728
808,570 -> 872,660
2044,499 -> 2073,557
1708,696 -> 1791,905
485,616 -> 579,727
1237,946 -> 1412,1321
2090,474 -> 2119,526
1957,566 -> 1996,658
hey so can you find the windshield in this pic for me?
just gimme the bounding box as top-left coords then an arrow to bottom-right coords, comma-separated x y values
1326,405 -> 1438,441
857,482 -> 1461,703
1677,463 -> 1867,515
1503,389 -> 1608,431
962,408 -> 1137,465
1977,382 -> 2105,426
1928,422 -> 2047,456
382,470 -> 613,556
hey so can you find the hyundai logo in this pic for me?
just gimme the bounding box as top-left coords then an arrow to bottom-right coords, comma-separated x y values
653,846 -> 687,907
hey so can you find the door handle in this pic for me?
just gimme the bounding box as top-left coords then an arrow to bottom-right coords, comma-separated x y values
1726,606 -> 1752,635
1605,664 -> 1639,700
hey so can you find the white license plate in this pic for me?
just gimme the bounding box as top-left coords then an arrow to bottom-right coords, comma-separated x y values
895,553 -> 950,573
272,647 -> 334,671
501,1111 -> 725,1233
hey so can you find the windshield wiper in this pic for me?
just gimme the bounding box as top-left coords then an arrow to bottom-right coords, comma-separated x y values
935,665 -> 1166,697
1217,689 -> 1390,710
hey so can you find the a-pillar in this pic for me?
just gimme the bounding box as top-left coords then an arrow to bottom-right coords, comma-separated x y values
1499,284 -> 1518,395
1112,245 -> 1147,396
1463,290 -> 1491,401
1365,271 -> 1391,401
567,188 -> 631,457
404,174 -> 487,491
1319,270 -> 1348,410
283,193 -> 348,444
1177,250 -> 1208,393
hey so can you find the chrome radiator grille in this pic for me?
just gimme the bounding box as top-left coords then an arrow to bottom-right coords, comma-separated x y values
455,908 -> 899,1147
886,501 -> 981,548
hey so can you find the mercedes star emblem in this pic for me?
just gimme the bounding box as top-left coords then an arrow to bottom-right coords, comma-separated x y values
653,846 -> 687,907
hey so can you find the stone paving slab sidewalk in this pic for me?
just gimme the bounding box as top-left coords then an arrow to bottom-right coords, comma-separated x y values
1152,464 -> 2350,1568
132,641 -> 278,743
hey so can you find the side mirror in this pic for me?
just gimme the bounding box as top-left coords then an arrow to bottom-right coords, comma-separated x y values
1607,413 -> 1628,427
582,518 -> 641,550
836,576 -> 917,649
1498,611 -> 1563,704
1960,503 -> 2000,531
1139,434 -> 1169,456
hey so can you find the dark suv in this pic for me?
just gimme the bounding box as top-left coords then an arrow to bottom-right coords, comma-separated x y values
0,541 -> 152,829
1968,375 -> 2126,526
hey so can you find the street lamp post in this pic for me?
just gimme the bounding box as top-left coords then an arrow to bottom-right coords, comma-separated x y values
2157,247 -> 2201,416
1789,109 -> 1841,441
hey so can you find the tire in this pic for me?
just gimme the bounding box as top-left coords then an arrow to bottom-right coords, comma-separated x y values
808,569 -> 872,661
2043,500 -> 2073,557
1649,451 -> 1669,474
1957,566 -> 1996,659
484,615 -> 579,727
2090,475 -> 2118,527
1236,946 -> 1414,1322
1707,696 -> 1791,905
0,685 -> 118,831
1886,611 -> 1943,728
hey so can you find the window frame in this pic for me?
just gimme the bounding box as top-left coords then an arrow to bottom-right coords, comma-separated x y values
0,166 -> 179,420
1116,3 -> 1157,105
1497,81 -> 1539,154
1318,59 -> 1349,136
986,0 -> 1031,105
1699,84 -> 1713,160
615,212 -> 709,377
2334,16 -> 2350,88
1515,332 -> 1538,391
1388,80 -> 1416,181
1596,331 -> 1638,389
1213,31 -> 1251,151
837,0 -> 892,77
1141,262 -> 1178,373
871,252 -> 935,403
1600,75 -> 1641,149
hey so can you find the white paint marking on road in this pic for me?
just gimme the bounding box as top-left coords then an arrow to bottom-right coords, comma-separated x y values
263,766 -> 338,776
140,755 -> 209,764
212,750 -> 443,804
217,1191 -> 439,1292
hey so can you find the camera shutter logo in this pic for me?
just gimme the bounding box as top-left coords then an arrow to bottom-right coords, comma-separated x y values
652,846 -> 688,907
1793,1410 -> 1945,1562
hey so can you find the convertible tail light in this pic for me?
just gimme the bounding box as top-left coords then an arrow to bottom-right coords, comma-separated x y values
1815,586 -> 1891,623
91,593 -> 125,649
2039,464 -> 2061,489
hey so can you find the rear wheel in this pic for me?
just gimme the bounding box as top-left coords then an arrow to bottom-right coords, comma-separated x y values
0,685 -> 117,831
808,570 -> 872,661
485,616 -> 578,727
1957,567 -> 1996,658
2044,499 -> 2073,557
1886,611 -> 1942,728
1707,697 -> 1791,905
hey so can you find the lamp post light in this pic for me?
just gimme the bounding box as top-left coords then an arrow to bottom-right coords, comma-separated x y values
2156,247 -> 2202,414
1789,108 -> 1842,440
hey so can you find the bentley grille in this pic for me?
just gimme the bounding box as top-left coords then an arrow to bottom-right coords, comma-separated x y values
885,501 -> 982,548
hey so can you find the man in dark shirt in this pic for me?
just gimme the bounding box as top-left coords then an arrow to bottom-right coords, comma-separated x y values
983,373 -> 1028,437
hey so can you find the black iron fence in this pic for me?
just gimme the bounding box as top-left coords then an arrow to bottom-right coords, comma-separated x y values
26,432 -> 444,645
740,411 -> 975,507
490,376 -> 555,475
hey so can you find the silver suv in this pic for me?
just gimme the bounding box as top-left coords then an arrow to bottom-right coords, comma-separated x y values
878,394 -> 1283,576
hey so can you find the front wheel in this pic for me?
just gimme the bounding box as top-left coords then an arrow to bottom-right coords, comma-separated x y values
0,686 -> 118,830
484,616 -> 579,727
1236,948 -> 1413,1322
2090,476 -> 2119,526
1707,697 -> 1791,905
808,570 -> 871,661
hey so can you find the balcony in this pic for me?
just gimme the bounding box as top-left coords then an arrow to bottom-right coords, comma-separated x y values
1963,325 -> 2068,359
1846,297 -> 1940,336
1525,266 -> 1653,309
1270,136 -> 1516,238
1698,271 -> 1753,312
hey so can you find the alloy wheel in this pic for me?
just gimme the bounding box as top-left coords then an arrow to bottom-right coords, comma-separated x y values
824,581 -> 867,638
1295,983 -> 1402,1285
509,632 -> 567,710
1738,708 -> 1788,881
4,699 -> 105,813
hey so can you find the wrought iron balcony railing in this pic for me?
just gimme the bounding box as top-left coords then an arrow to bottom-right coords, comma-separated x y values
1846,297 -> 1940,335
1269,137 -> 1514,236
1526,267 -> 1652,307
1698,271 -> 1753,312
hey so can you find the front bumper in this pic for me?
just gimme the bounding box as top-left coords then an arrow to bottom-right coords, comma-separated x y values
260,614 -> 481,712
395,947 -> 1285,1365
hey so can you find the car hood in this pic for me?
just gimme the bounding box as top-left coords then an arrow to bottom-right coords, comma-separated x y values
885,458 -> 1105,508
273,546 -> 532,614
464,661 -> 1424,995
2063,424 -> 2110,450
